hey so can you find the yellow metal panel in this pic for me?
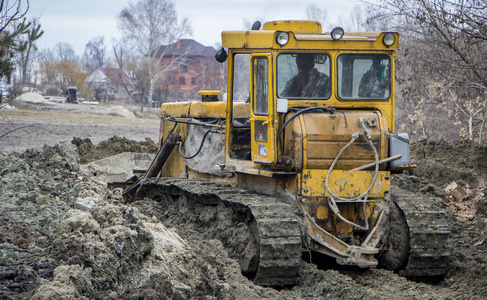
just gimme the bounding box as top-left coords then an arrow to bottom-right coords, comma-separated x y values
222,31 -> 277,49
316,205 -> 328,220
283,101 -> 394,133
198,90 -> 221,95
188,101 -> 227,118
161,102 -> 191,118
301,169 -> 390,198
162,101 -> 229,119
298,114 -> 308,168
294,32 -> 399,50
285,111 -> 389,170
160,118 -> 187,178
233,102 -> 251,118
222,29 -> 398,52
263,20 -> 322,33
295,32 -> 382,41
236,167 -> 274,178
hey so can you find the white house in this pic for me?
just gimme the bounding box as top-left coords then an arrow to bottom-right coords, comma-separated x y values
85,67 -> 134,102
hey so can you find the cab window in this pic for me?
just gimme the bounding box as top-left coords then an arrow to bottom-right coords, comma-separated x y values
338,54 -> 391,100
232,53 -> 251,128
232,53 -> 251,103
253,57 -> 269,115
277,53 -> 331,99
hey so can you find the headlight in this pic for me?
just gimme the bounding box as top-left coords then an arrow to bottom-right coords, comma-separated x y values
331,27 -> 344,40
383,32 -> 396,47
276,32 -> 289,46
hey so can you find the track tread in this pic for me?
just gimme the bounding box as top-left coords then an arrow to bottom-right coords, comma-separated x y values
393,194 -> 450,277
139,177 -> 302,286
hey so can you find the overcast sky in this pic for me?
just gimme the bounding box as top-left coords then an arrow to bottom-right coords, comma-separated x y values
26,0 -> 361,55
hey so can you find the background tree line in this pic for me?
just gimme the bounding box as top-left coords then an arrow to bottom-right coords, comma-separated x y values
366,0 -> 487,144
1,0 -> 486,144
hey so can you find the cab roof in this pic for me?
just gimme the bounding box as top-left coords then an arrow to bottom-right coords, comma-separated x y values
221,20 -> 398,51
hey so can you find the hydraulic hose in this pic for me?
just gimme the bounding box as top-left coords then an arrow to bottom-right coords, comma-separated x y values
277,106 -> 335,152
166,117 -> 224,159
324,118 -> 380,231
177,129 -> 218,159
166,117 -> 222,128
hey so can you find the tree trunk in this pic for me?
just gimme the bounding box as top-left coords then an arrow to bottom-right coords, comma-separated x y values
468,116 -> 473,141
147,80 -> 154,104
479,114 -> 486,145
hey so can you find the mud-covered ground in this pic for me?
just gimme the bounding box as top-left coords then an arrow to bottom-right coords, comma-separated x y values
0,100 -> 160,153
1,101 -> 487,299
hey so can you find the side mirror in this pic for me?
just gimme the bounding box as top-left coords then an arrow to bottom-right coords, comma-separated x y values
215,48 -> 228,63
251,21 -> 261,30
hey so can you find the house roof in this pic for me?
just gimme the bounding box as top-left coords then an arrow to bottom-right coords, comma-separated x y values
98,67 -> 134,85
154,39 -> 216,58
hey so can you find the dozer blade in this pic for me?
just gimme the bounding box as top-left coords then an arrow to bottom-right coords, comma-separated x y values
122,132 -> 181,202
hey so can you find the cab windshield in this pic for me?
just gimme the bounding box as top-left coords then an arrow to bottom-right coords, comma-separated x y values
277,53 -> 331,99
337,53 -> 391,100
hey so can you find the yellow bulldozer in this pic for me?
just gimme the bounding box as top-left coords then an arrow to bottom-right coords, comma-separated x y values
123,20 -> 449,286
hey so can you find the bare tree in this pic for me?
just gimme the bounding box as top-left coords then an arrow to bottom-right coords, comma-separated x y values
54,42 -> 77,62
82,36 -> 106,74
368,0 -> 487,143
113,46 -> 150,103
304,4 -> 328,24
303,4 -> 368,32
38,48 -> 57,85
39,43 -> 89,99
0,0 -> 29,32
14,17 -> 43,84
304,4 -> 329,28
0,0 -> 30,93
338,5 -> 367,32
115,0 -> 192,104
51,60 -> 87,96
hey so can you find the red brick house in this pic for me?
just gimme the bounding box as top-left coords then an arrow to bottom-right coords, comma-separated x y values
153,39 -> 226,102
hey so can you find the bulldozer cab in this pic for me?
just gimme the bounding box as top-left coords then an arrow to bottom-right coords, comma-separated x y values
223,21 -> 398,171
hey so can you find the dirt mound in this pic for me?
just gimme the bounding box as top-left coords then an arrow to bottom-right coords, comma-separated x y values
409,140 -> 487,218
0,142 -> 240,299
412,140 -> 487,170
107,106 -> 137,119
72,136 -> 158,164
2,138 -> 487,299
412,140 -> 482,191
0,142 -> 99,298
14,92 -> 53,105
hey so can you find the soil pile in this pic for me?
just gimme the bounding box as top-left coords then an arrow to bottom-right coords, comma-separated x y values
14,93 -> 53,105
403,140 -> 487,297
0,142 -> 242,299
0,142 -> 96,298
1,138 -> 487,299
72,136 -> 158,164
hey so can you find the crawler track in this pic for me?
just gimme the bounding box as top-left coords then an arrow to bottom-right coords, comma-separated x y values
393,194 -> 450,277
133,178 -> 449,284
135,178 -> 302,286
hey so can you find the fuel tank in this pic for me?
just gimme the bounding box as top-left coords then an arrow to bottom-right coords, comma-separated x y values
282,110 -> 389,171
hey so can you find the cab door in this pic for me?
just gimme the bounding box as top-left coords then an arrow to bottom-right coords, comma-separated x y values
250,53 -> 276,164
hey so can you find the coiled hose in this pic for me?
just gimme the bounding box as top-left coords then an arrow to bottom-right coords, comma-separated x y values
324,118 -> 380,231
